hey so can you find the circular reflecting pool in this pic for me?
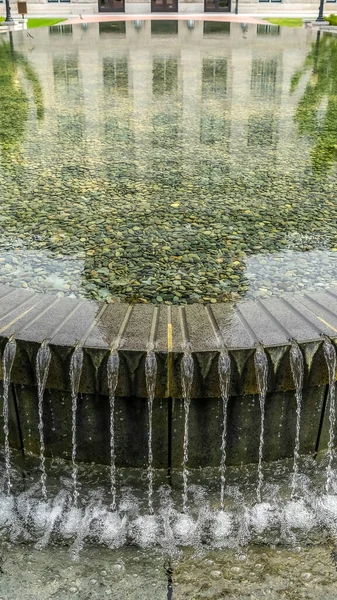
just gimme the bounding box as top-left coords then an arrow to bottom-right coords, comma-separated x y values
0,22 -> 336,304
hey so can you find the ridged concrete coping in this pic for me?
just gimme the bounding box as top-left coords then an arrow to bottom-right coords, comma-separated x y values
0,282 -> 337,399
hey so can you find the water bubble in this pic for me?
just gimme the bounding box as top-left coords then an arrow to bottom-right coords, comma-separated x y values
231,566 -> 241,574
211,570 -> 222,578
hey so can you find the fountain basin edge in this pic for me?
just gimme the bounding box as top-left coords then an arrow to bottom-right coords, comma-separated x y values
0,283 -> 336,469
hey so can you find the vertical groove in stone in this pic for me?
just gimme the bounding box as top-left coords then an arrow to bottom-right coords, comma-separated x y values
50,301 -> 86,343
148,306 -> 160,350
112,305 -> 133,350
326,289 -> 337,301
304,294 -> 337,318
0,288 -> 22,302
259,299 -> 292,341
19,298 -> 61,334
302,294 -> 337,330
281,297 -> 322,336
236,305 -> 259,345
0,295 -> 37,327
80,304 -> 108,346
0,298 -> 47,335
205,304 -> 224,349
179,306 -> 190,350
289,297 -> 337,336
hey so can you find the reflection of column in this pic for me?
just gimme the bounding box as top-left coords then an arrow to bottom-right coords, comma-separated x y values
129,49 -> 152,179
181,47 -> 202,179
277,40 -> 311,172
229,48 -> 251,177
20,28 -> 55,176
150,50 -> 181,185
79,27 -> 101,148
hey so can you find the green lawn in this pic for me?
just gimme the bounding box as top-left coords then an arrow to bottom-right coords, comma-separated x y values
27,18 -> 66,29
265,18 -> 303,28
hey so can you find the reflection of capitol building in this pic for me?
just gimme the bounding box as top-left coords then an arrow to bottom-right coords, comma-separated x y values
0,22 -> 332,302
0,0 -> 334,16
13,21 -> 314,185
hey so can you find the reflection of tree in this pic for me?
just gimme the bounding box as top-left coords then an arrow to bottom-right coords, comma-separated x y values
0,39 -> 44,158
291,33 -> 337,174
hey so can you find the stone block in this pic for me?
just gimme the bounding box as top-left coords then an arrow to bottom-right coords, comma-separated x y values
14,385 -> 169,469
171,385 -> 326,470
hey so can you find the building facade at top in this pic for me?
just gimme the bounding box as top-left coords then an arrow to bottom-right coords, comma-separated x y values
1,0 -> 336,16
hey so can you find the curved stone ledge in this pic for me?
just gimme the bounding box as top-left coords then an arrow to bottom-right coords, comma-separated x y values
0,283 -> 336,469
0,283 -> 336,398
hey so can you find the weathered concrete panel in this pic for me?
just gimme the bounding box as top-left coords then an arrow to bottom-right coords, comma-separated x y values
13,385 -> 169,469
171,385 -> 326,469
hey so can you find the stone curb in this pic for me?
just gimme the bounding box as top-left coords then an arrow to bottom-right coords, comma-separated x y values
0,283 -> 336,398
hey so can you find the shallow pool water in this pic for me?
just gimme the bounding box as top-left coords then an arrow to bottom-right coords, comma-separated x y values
0,23 -> 337,304
1,541 -> 337,599
1,452 -> 337,598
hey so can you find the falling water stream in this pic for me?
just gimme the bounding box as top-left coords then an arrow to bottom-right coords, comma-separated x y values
1,337 -> 337,561
323,338 -> 337,493
181,350 -> 194,513
2,336 -> 17,495
70,345 -> 84,505
254,346 -> 268,503
36,341 -> 52,500
145,349 -> 157,515
218,350 -> 231,510
107,350 -> 119,511
35,490 -> 68,550
290,342 -> 304,498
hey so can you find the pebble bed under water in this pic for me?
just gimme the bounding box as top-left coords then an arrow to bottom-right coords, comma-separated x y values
0,23 -> 337,304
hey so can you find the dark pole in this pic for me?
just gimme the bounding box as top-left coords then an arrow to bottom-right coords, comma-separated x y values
9,30 -> 14,54
5,0 -> 14,23
316,0 -> 324,22
235,0 -> 238,14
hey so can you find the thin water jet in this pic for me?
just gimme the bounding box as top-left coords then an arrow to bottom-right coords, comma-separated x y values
70,494 -> 104,560
145,349 -> 157,515
69,344 -> 83,506
290,341 -> 304,498
181,350 -> 194,513
107,349 -> 119,511
35,489 -> 68,549
2,336 -> 17,496
254,345 -> 268,503
36,340 -> 52,500
218,349 -> 231,510
323,338 -> 336,493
